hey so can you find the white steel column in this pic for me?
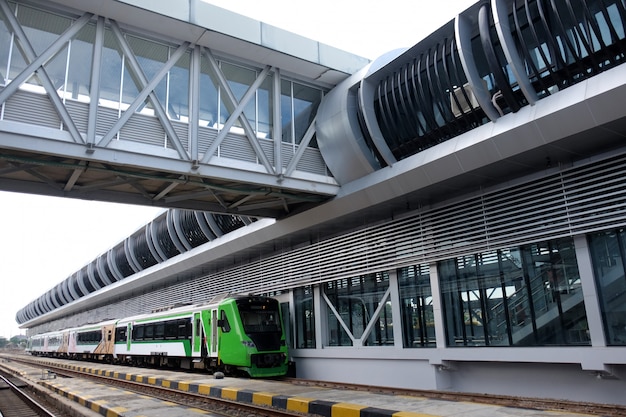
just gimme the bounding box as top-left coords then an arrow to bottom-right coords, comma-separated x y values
574,234 -> 607,348
428,262 -> 447,349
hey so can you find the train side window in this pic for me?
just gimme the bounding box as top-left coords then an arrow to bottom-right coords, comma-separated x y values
155,323 -> 165,339
178,319 -> 191,339
165,321 -> 177,339
145,325 -> 154,340
135,325 -> 145,340
219,310 -> 231,333
116,327 -> 126,342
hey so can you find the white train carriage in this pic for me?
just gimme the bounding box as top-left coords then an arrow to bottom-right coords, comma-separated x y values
67,320 -> 117,359
28,330 -> 65,356
114,303 -> 214,369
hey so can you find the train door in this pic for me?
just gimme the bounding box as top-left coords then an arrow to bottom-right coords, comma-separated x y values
211,309 -> 218,356
95,324 -> 115,355
193,312 -> 203,356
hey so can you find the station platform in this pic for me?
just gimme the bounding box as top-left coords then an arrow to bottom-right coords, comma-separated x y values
0,355 -> 602,417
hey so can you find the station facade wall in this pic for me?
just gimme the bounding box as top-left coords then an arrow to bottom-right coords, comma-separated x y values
31,148 -> 626,404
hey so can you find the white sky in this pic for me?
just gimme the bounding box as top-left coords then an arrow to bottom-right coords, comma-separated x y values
0,0 -> 477,339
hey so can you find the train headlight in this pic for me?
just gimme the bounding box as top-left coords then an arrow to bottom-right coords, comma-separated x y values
241,340 -> 256,348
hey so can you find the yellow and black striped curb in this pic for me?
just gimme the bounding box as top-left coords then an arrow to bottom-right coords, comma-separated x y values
40,361 -> 438,417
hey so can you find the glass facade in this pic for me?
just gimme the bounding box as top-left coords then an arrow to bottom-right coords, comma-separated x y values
0,2 -> 323,146
440,239 -> 588,346
281,80 -> 322,148
291,238 -> 600,350
589,229 -> 626,346
398,264 -> 435,348
294,286 -> 315,349
323,272 -> 393,347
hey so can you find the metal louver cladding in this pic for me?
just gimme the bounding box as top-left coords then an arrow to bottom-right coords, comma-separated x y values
191,152 -> 626,288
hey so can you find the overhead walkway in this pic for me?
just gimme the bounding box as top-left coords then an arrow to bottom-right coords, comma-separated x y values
0,0 -> 368,218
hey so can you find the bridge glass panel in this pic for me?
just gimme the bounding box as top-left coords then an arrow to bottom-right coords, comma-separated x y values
65,23 -> 95,102
439,238 -> 589,347
126,34 -> 168,116
398,264 -> 435,348
220,61 -> 254,130
168,50 -> 190,122
199,54 -> 219,127
588,229 -> 626,346
257,75 -> 272,138
280,80 -> 321,148
0,4 -> 12,85
8,4 -> 70,91
99,28 -> 124,108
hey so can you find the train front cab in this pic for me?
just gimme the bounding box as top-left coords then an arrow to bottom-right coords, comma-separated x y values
218,296 -> 288,377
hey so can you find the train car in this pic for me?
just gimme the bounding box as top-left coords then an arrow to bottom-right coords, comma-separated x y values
114,295 -> 287,377
27,330 -> 65,356
67,320 -> 117,360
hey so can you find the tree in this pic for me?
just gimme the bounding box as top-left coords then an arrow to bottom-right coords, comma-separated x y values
10,335 -> 27,348
0,337 -> 7,348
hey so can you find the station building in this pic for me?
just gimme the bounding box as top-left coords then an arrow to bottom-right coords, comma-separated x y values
9,0 -> 626,406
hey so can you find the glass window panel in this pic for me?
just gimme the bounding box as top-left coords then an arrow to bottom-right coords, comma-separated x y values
281,80 -> 293,144
99,27 -> 123,108
0,4 -> 13,85
64,23 -> 95,102
199,53 -> 218,127
168,50 -> 190,121
292,82 -> 321,146
589,229 -> 626,346
294,286 -> 315,348
220,61 -> 255,130
125,35 -> 168,115
398,264 -> 435,348
257,75 -> 272,138
10,5 -> 70,90
121,58 -> 140,110
323,272 -> 392,347
439,238 -> 589,347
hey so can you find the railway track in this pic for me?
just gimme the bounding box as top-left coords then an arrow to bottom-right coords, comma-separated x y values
5,354 -> 625,417
0,373 -> 57,417
3,356 -> 301,417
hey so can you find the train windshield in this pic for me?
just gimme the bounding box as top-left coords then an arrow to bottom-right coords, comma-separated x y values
237,298 -> 281,333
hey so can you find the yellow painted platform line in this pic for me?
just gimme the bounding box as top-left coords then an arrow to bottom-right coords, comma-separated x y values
135,375 -> 144,383
161,379 -> 171,388
197,384 -> 213,395
125,373 -> 132,381
188,408 -> 210,414
106,406 -> 128,417
91,399 -> 108,412
147,376 -> 157,384
178,381 -> 191,391
287,396 -> 314,413
331,402 -> 367,417
252,391 -> 275,406
221,387 -> 239,400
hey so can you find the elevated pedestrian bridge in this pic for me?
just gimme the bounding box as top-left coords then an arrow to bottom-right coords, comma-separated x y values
0,0 -> 368,218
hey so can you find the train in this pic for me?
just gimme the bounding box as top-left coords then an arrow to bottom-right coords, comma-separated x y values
26,295 -> 288,378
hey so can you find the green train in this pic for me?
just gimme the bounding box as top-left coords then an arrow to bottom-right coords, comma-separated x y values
28,295 -> 288,378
